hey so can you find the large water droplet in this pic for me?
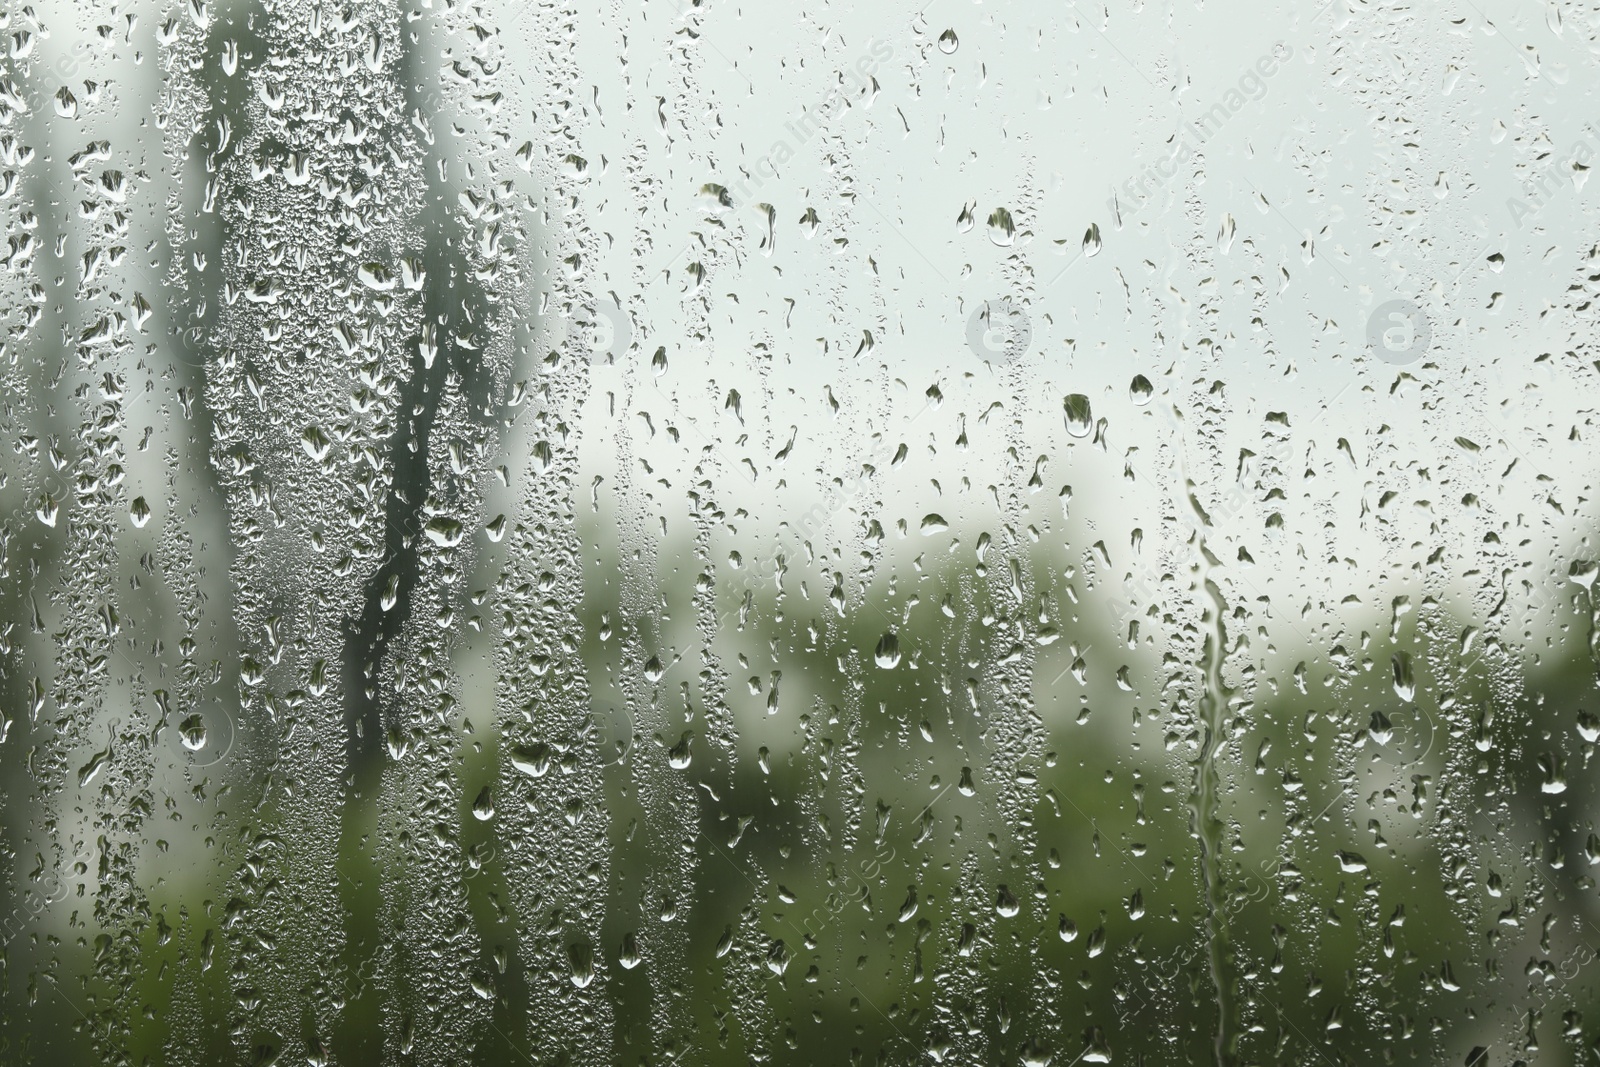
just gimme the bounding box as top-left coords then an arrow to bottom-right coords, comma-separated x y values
179,714 -> 207,752
1391,651 -> 1415,702
765,939 -> 790,975
995,884 -> 1020,917
1336,850 -> 1369,873
1063,394 -> 1093,438
472,786 -> 495,821
874,632 -> 901,668
667,731 -> 693,769
988,207 -> 1015,247
568,942 -> 595,987
509,743 -> 551,777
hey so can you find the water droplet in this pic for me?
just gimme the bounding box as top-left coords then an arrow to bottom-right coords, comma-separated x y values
1217,212 -> 1236,254
568,942 -> 595,987
1336,850 -> 1368,873
1022,1040 -> 1054,1067
937,29 -> 959,54
1063,394 -> 1093,438
1391,651 -> 1415,702
472,785 -> 495,821
619,933 -> 641,969
1369,710 -> 1394,745
1081,1028 -> 1113,1064
509,743 -> 551,777
995,884 -> 1020,917
424,516 -> 464,547
1540,752 -> 1568,794
898,886 -> 918,923
987,207 -> 1015,247
357,262 -> 396,291
178,714 -> 207,752
667,731 -> 693,769
765,939 -> 790,975
874,632 -> 901,669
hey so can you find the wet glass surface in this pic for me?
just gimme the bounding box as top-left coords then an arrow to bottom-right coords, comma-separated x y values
1,1 -> 1599,1064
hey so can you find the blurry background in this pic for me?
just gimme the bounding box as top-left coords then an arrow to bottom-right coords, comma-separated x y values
2,0 -> 1600,1064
